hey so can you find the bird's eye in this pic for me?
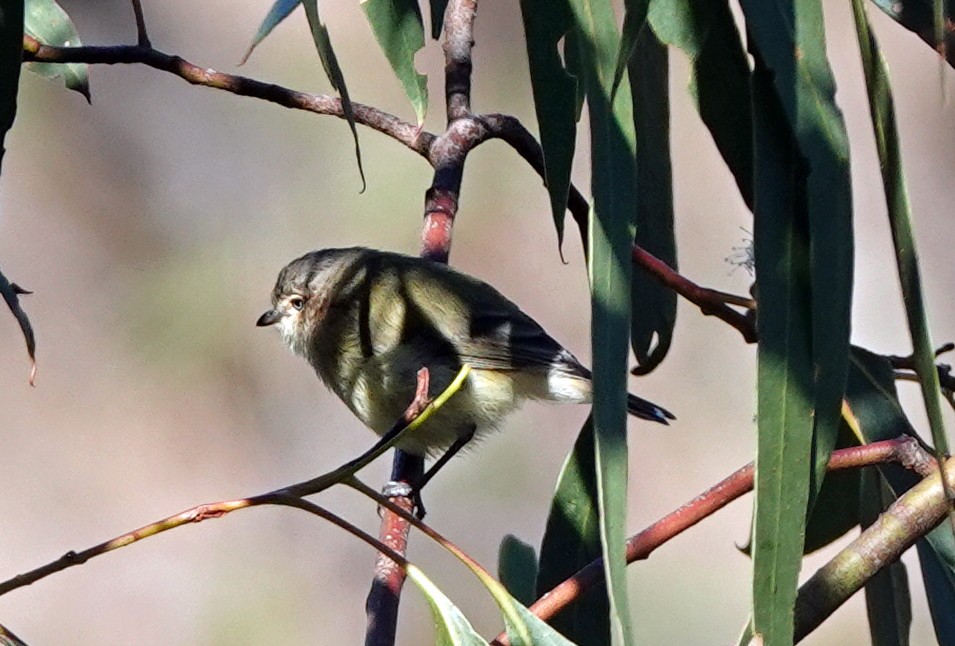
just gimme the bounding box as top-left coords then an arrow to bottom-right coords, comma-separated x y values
289,296 -> 306,311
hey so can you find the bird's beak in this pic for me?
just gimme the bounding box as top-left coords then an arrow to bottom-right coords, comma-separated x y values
256,308 -> 281,327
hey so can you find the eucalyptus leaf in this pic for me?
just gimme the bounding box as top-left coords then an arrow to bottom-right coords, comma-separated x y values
241,0 -> 301,64
498,534 -> 538,608
537,417 -> 609,645
361,0 -> 428,125
519,0 -> 578,252
24,0 -> 89,101
406,565 -> 491,646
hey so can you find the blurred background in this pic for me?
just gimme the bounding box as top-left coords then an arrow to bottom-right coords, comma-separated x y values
0,0 -> 952,643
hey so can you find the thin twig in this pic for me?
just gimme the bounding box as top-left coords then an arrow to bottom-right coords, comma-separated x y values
21,36 -> 434,159
130,0 -> 150,47
365,370 -> 431,646
442,0 -> 478,121
492,436 -> 933,644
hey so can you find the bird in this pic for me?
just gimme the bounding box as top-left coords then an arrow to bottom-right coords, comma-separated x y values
257,247 -> 673,472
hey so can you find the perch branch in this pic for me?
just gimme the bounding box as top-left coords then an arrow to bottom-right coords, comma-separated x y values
21,36 -> 434,159
492,436 -> 934,644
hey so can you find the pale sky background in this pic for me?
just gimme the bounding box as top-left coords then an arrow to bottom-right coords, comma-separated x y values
0,0 -> 953,644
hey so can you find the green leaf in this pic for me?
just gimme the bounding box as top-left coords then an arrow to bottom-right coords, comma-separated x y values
611,0 -> 649,97
406,565 -> 491,646
802,423 -> 861,554
301,0 -> 366,190
536,417 -> 610,645
648,0 -> 752,208
569,0 -> 638,642
498,535 -> 538,608
428,0 -> 448,39
628,25 -> 675,374
741,0 -> 855,639
519,0 -> 578,252
0,270 -> 35,385
846,347 -> 955,645
0,0 -> 23,159
361,0 -> 428,125
463,566 -> 578,646
867,0 -> 954,68
860,468 -> 912,646
852,0 -> 950,502
240,0 -> 301,64
748,52 -> 815,646
24,0 -> 89,101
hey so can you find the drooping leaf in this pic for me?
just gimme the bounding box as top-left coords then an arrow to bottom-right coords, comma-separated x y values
867,0 -> 955,68
429,0 -> 449,39
406,565 -> 491,646
569,0 -> 639,642
740,0 -> 855,639
611,0 -> 649,96
536,417 -> 609,645
498,534 -> 538,608
240,0 -> 301,65
648,0 -> 752,208
0,0 -> 22,166
852,0 -> 950,505
0,271 -> 34,385
24,0 -> 89,101
748,50 -> 815,646
860,468 -> 912,646
301,0 -> 365,190
519,0 -> 578,252
846,347 -> 955,645
361,0 -> 428,125
628,25 -> 675,374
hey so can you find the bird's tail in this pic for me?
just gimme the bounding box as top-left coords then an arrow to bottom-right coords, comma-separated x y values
627,393 -> 675,425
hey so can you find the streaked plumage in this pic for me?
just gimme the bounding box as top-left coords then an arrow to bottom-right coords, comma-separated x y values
258,247 -> 673,456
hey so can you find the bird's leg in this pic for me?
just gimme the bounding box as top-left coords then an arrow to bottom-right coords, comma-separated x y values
418,425 -> 476,490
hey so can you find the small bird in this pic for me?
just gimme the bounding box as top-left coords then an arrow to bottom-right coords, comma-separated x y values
257,247 -> 673,463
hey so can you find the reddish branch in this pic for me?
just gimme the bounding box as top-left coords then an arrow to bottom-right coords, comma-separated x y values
364,370 -> 431,646
368,2 -> 482,644
492,435 -> 934,645
21,36 -> 434,159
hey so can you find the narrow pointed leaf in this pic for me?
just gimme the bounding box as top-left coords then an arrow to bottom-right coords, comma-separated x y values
519,0 -> 578,251
361,0 -> 428,125
860,468 -> 912,646
846,347 -> 955,645
749,52 -> 815,646
0,271 -> 34,385
240,0 -> 301,64
302,0 -> 366,190
851,0 -> 950,503
429,0 -> 449,39
648,0 -> 752,208
628,26 -> 674,374
740,0 -> 855,639
867,0 -> 955,68
24,0 -> 89,101
569,0 -> 639,642
406,565 -> 490,646
498,535 -> 538,608
803,423 -> 862,554
537,417 -> 609,645
611,0 -> 649,97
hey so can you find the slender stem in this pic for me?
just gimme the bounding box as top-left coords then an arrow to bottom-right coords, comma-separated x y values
491,436 -> 933,644
130,0 -> 150,47
442,0 -> 478,121
21,37 -> 433,159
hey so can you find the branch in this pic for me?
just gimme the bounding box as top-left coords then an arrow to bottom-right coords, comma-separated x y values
442,0 -> 478,121
794,454 -> 955,641
130,0 -> 150,47
492,436 -> 933,644
21,36 -> 434,159
369,3 -> 481,640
